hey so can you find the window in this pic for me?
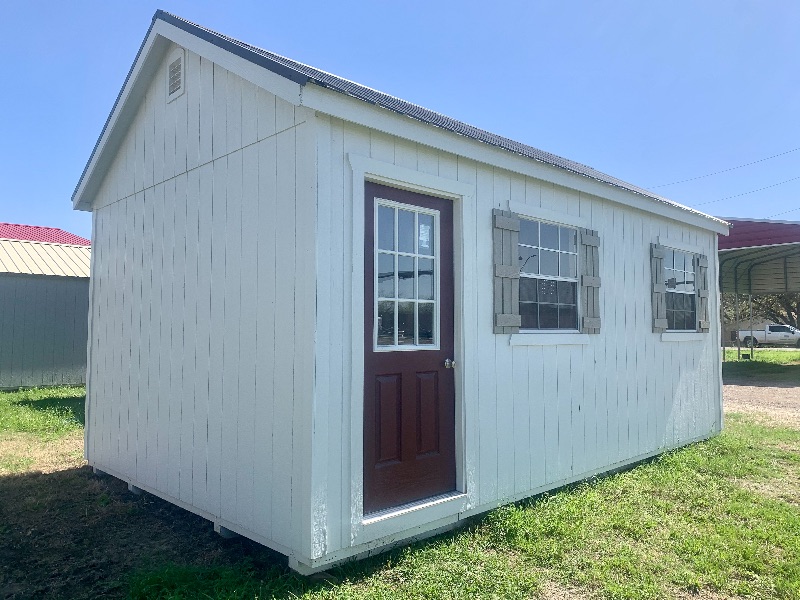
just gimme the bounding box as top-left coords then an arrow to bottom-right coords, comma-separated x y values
664,248 -> 696,331
769,325 -> 792,333
518,218 -> 579,330
375,201 -> 439,349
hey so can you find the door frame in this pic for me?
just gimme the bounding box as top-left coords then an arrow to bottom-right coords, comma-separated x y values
347,154 -> 477,546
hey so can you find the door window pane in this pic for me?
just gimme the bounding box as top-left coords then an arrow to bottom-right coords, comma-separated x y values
418,258 -> 434,300
418,214 -> 434,256
378,206 -> 394,251
398,209 -> 415,253
377,301 -> 395,346
397,302 -> 415,345
398,255 -> 415,299
377,253 -> 395,298
418,303 -> 434,345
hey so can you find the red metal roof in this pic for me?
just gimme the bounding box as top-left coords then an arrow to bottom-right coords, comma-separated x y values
0,222 -> 90,246
719,218 -> 800,250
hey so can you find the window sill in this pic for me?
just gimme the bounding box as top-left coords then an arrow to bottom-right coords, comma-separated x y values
661,332 -> 705,342
510,333 -> 590,346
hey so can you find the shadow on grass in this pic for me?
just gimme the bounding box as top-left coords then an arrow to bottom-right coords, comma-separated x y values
723,362 -> 800,387
0,462 -> 448,600
15,393 -> 86,427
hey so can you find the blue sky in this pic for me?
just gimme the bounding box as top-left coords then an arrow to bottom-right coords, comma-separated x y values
2,1 -> 798,240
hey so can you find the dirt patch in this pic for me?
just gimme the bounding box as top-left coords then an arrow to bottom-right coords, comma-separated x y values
0,453 -> 283,599
723,383 -> 800,428
0,432 -> 85,476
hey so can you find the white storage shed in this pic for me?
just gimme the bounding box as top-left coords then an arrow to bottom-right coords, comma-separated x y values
73,11 -> 729,573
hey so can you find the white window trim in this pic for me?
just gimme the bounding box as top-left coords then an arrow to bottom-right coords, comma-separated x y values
657,236 -> 704,256
509,201 -> 591,230
510,333 -> 590,346
373,198 -> 441,352
661,332 -> 704,342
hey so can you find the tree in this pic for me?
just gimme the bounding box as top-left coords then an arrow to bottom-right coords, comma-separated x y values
721,293 -> 800,328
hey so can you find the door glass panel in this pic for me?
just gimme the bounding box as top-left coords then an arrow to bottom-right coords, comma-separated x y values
377,301 -> 395,346
418,303 -> 434,345
397,302 -> 415,345
377,253 -> 395,298
398,209 -> 415,253
418,214 -> 434,256
375,200 -> 440,349
398,256 -> 415,299
418,258 -> 434,300
378,206 -> 395,251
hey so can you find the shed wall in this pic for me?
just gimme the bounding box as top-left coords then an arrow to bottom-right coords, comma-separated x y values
0,273 -> 89,388
312,115 -> 722,558
86,47 -> 316,556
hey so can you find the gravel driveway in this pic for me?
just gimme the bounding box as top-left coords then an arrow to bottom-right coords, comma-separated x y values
724,382 -> 800,428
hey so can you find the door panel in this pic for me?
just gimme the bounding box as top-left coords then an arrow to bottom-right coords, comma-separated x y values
363,182 -> 456,515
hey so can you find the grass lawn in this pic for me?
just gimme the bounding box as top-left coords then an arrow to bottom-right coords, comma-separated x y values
1,386 -> 799,599
722,348 -> 800,385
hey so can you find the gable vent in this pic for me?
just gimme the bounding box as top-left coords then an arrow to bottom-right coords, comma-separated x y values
168,58 -> 182,95
166,48 -> 185,101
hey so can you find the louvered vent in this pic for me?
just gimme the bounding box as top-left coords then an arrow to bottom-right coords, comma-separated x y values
168,57 -> 182,95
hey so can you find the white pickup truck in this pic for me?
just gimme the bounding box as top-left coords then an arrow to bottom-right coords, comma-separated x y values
736,324 -> 800,348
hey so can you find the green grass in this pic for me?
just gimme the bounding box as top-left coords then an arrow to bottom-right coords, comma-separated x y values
0,386 -> 85,439
724,348 -> 800,365
127,415 -> 800,600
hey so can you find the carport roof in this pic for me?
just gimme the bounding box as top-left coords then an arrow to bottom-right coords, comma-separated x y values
719,218 -> 800,294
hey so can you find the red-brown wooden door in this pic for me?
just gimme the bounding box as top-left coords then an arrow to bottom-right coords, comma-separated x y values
363,181 -> 456,515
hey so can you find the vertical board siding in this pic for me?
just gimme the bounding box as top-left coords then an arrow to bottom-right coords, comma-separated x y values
85,48 -> 314,556
315,118 -> 722,555
0,274 -> 89,388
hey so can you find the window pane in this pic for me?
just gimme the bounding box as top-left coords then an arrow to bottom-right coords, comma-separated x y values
377,301 -> 395,345
519,246 -> 539,275
418,258 -> 434,300
557,280 -> 576,304
378,206 -> 394,251
560,253 -> 577,278
377,253 -> 395,298
418,214 -> 434,256
398,209 -> 415,253
398,255 -> 415,299
519,219 -> 539,246
674,251 -> 685,272
560,227 -> 577,252
558,305 -> 577,329
666,292 -> 675,310
520,302 -> 539,329
539,279 -> 558,303
418,303 -> 435,345
539,304 -> 558,328
540,223 -> 559,250
664,248 -> 674,269
666,310 -> 676,331
540,249 -> 559,276
520,278 -> 538,302
397,302 -> 415,344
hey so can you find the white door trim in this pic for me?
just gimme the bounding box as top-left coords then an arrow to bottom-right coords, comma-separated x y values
348,153 -> 477,546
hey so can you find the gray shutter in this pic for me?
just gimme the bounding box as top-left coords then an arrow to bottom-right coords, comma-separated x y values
651,243 -> 668,332
695,254 -> 710,332
579,229 -> 601,333
492,209 -> 521,334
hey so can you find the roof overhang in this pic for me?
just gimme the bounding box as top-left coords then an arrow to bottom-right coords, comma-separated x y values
719,242 -> 800,294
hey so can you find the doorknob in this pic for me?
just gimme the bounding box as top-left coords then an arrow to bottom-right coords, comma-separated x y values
444,358 -> 456,369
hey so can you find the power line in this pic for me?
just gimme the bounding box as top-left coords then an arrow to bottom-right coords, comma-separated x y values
693,175 -> 800,207
652,147 -> 800,188
768,206 -> 800,218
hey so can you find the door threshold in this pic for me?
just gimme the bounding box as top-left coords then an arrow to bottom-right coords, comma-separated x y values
363,491 -> 466,525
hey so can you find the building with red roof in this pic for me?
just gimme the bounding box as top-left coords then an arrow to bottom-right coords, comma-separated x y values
0,222 -> 90,246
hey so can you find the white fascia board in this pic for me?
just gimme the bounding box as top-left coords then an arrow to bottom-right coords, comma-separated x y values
73,19 -> 303,212
301,84 -> 729,236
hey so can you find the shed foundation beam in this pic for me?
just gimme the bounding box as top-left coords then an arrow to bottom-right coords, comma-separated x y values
214,523 -> 239,539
